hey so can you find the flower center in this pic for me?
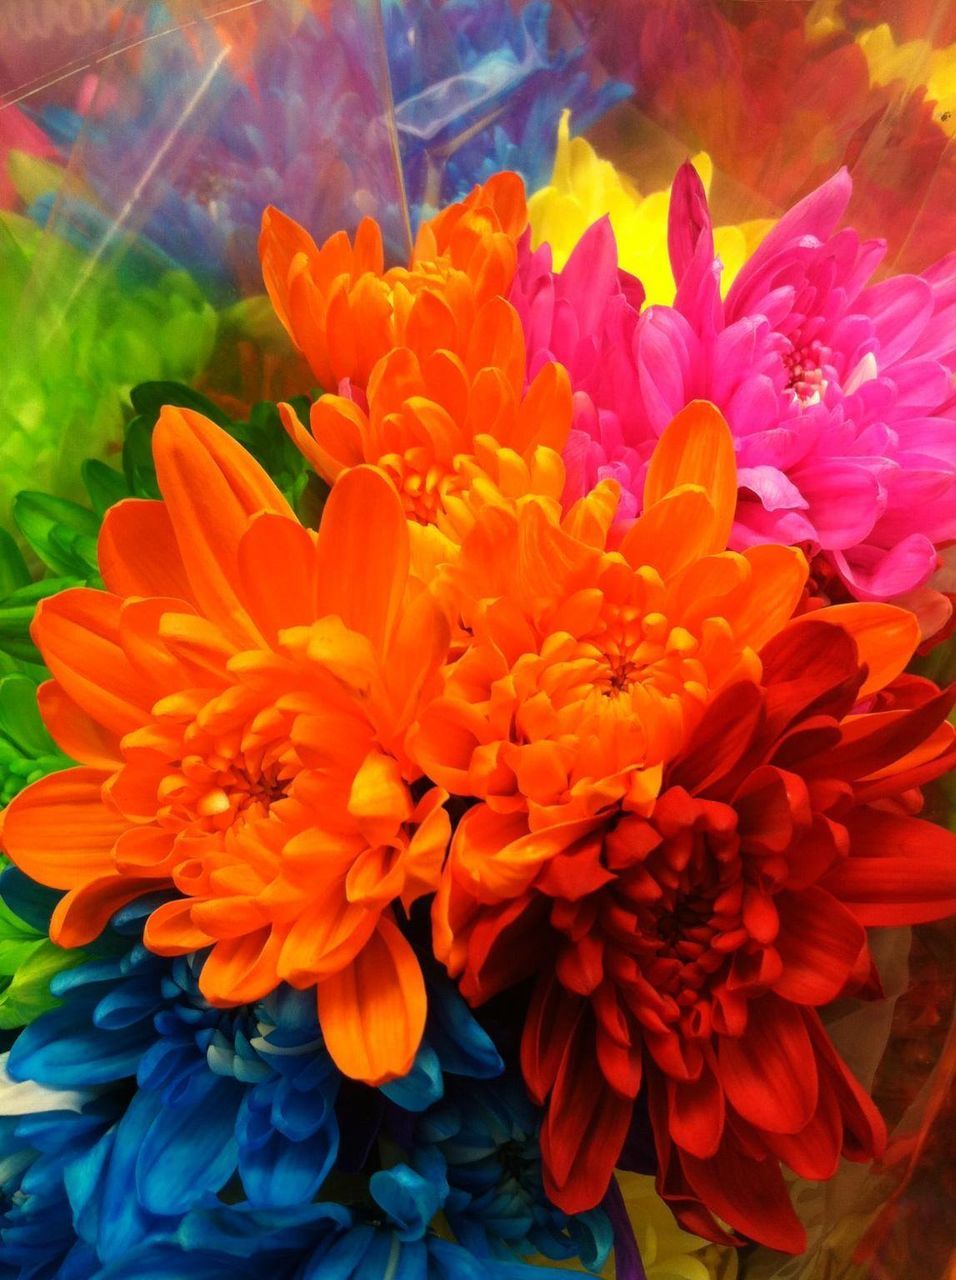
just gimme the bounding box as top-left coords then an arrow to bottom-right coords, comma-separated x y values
782,337 -> 830,404
590,798 -> 785,1041
587,607 -> 707,702
379,449 -> 455,524
161,754 -> 295,831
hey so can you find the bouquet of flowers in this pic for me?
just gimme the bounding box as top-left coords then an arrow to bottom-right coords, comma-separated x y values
0,3 -> 953,1278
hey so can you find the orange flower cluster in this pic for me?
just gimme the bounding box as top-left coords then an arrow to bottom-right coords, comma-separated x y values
262,175 -> 570,534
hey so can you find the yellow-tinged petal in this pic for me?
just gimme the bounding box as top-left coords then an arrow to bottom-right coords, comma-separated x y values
153,407 -> 292,643
348,750 -> 412,845
620,486 -> 718,578
643,403 -> 737,552
315,465 -> 410,654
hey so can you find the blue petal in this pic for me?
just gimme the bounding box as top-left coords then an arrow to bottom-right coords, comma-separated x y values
380,1043 -> 444,1113
8,1001 -> 152,1088
134,1072 -> 243,1215
423,970 -> 503,1080
238,1089 -> 338,1208
65,1095 -> 179,1263
178,1200 -> 349,1255
370,1164 -> 445,1243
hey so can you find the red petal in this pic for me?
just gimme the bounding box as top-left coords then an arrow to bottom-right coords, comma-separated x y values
540,1016 -> 634,1213
803,687 -> 956,783
760,1078 -> 843,1179
667,680 -> 763,797
521,973 -> 586,1104
759,619 -> 862,737
462,892 -> 550,1003
595,1024 -> 643,1098
718,996 -> 818,1134
734,765 -> 810,854
804,1009 -> 885,1162
823,809 -> 956,925
773,886 -> 866,1005
667,1060 -> 725,1158
677,1126 -> 807,1253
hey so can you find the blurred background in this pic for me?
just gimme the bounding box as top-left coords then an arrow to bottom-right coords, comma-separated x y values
0,3 -> 953,1275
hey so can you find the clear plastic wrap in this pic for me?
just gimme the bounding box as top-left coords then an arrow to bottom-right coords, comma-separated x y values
0,3 -> 953,1276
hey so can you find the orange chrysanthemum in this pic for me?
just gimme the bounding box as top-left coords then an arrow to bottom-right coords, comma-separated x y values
414,401 -> 917,837
260,172 -> 527,393
260,174 -> 572,530
0,408 -> 451,1087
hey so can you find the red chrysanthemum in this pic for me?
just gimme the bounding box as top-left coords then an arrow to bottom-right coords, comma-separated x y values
435,618 -> 956,1252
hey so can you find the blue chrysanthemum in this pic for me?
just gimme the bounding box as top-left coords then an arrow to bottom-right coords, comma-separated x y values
0,1096 -> 113,1280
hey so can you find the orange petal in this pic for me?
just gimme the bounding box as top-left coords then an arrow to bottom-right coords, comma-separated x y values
717,544 -> 808,653
620,486 -> 717,577
98,499 -> 195,602
51,874 -> 159,948
511,361 -> 573,454
316,914 -> 426,1085
789,602 -> 920,697
153,406 -> 293,642
1,767 -> 123,889
259,204 -> 323,340
237,513 -> 317,642
198,927 -> 284,1007
37,680 -> 122,769
643,401 -> 737,552
144,898 -> 216,955
315,465 -> 410,653
32,589 -> 153,736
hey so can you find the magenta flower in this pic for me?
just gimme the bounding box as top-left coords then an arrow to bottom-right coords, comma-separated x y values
520,163 -> 956,632
509,218 -> 645,518
649,165 -> 956,611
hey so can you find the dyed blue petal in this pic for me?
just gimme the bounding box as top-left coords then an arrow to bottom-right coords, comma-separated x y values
301,1225 -> 380,1280
237,1085 -> 338,1208
90,1246 -> 267,1280
66,1094 -> 178,1262
423,970 -> 503,1080
370,1164 -> 445,1243
178,1200 -> 350,1255
135,1071 -> 244,1215
380,1043 -> 444,1112
270,1059 -> 339,1141
8,1001 -> 153,1088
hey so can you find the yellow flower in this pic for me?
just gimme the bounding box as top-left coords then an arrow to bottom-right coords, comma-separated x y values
615,1173 -> 739,1280
855,23 -> 956,136
527,112 -> 773,305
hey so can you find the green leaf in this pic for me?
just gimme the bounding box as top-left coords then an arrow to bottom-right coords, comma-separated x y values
13,492 -> 100,577
82,459 -> 131,518
129,380 -> 229,427
121,417 -> 161,499
0,938 -> 83,1029
0,674 -> 55,757
0,529 -> 31,597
